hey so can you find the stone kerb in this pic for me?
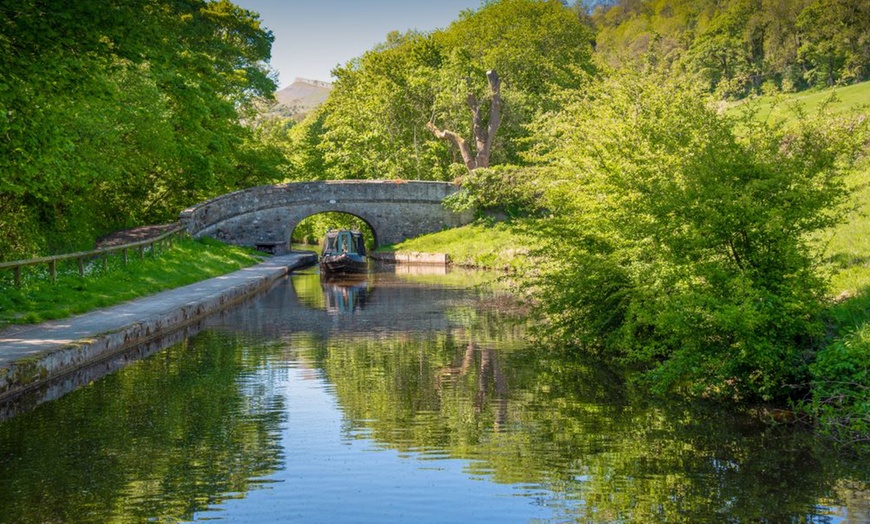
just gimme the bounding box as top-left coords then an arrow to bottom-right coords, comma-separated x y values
180,180 -> 472,250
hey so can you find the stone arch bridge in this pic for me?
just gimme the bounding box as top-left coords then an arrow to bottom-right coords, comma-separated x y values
179,180 -> 474,252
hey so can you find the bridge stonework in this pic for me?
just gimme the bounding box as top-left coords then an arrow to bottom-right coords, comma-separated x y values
179,180 -> 474,251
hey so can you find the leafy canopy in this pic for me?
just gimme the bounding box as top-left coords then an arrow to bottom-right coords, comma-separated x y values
0,0 -> 281,258
284,0 -> 596,182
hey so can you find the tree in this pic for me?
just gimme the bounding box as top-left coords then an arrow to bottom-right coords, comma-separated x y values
426,70 -> 502,171
0,0 -> 280,258
286,0 -> 596,183
682,0 -> 763,98
797,0 -> 870,86
317,31 -> 449,181
590,0 -> 870,97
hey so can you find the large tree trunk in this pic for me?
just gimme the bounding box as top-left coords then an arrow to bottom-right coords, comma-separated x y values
427,70 -> 502,171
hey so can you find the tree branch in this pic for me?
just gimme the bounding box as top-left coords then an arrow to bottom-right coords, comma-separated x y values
467,92 -> 486,156
478,70 -> 502,169
426,121 -> 477,170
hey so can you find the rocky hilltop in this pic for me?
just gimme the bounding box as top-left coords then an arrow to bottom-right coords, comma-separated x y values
271,78 -> 332,120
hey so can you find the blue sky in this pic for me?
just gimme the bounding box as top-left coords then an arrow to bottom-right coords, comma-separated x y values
230,0 -> 485,88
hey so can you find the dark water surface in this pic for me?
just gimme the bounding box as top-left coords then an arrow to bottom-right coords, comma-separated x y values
1,267 -> 869,523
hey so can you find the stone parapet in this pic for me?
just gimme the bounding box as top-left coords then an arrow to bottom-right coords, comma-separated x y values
180,180 -> 475,250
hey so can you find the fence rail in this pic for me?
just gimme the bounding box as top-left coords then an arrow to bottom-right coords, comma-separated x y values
0,223 -> 188,287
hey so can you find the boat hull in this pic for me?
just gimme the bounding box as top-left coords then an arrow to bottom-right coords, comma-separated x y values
319,253 -> 368,275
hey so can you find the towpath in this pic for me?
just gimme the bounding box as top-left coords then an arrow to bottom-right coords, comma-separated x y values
0,252 -> 316,399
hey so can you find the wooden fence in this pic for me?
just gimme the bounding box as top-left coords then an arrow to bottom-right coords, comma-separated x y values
0,224 -> 188,287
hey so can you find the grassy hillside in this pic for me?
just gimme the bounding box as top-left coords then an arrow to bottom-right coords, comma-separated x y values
826,158 -> 870,298
728,81 -> 870,124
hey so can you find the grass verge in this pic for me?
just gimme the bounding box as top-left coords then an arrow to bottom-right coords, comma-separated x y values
375,218 -> 541,271
0,237 -> 262,330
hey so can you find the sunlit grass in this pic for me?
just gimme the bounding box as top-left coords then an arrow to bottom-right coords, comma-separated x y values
726,80 -> 870,123
376,218 -> 541,271
0,237 -> 261,330
824,158 -> 870,298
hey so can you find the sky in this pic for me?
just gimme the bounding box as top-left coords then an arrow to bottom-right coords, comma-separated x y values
230,0 -> 485,89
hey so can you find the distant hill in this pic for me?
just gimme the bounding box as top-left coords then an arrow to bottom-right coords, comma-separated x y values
271,78 -> 332,120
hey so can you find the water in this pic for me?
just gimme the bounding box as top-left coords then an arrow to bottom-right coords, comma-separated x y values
0,267 -> 869,523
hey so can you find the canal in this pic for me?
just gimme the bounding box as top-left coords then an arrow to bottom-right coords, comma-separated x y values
0,267 -> 868,523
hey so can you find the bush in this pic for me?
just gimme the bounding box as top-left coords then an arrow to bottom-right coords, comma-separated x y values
446,165 -> 545,217
525,71 -> 867,400
807,328 -> 870,442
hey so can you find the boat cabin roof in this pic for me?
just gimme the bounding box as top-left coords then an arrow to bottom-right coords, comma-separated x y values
322,229 -> 366,256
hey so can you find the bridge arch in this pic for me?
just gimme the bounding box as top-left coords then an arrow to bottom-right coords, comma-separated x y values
290,210 -> 379,247
180,180 -> 474,253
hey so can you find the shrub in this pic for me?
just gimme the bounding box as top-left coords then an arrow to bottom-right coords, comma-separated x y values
806,327 -> 870,442
446,165 -> 545,217
526,71 -> 866,400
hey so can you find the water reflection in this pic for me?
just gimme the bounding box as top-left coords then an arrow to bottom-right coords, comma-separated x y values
0,270 -> 868,523
321,274 -> 370,314
0,332 -> 287,523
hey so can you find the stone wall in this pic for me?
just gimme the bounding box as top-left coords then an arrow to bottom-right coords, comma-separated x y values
179,180 -> 474,250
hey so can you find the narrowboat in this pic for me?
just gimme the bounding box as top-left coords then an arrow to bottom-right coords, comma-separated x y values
320,229 -> 368,275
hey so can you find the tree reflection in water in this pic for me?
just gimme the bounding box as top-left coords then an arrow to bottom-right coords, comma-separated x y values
0,269 -> 868,522
0,331 -> 286,523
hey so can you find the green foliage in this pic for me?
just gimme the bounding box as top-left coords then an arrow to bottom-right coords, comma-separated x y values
0,237 -> 260,329
284,110 -> 328,180
797,0 -> 870,87
436,0 -> 596,110
0,0 -> 283,259
683,0 -> 761,99
444,165 -> 546,217
318,31 -> 450,181
284,0 -> 596,182
806,325 -> 870,442
590,0 -> 870,98
525,71 -> 865,400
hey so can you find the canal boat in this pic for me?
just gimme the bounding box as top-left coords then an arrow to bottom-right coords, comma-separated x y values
320,229 -> 368,275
